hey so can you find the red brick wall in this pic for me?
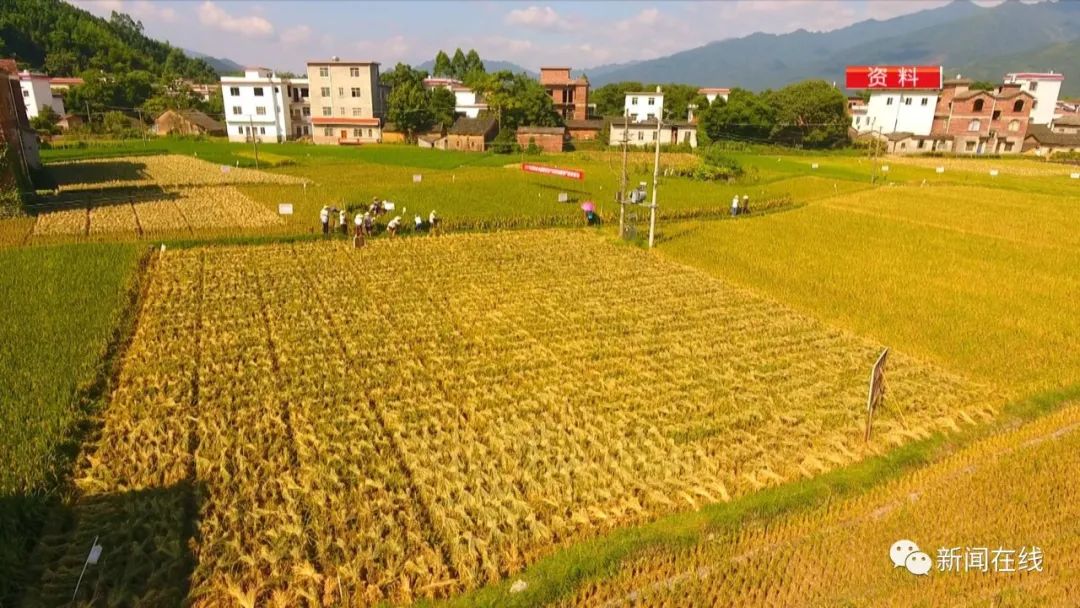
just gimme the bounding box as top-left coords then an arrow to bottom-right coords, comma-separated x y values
516,132 -> 563,152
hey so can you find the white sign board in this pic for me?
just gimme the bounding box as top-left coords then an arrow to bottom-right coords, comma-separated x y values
558,193 -> 569,203
412,174 -> 422,183
382,201 -> 396,211
935,166 -> 945,174
220,165 -> 231,174
989,169 -> 999,177
278,203 -> 293,215
881,165 -> 889,173
87,543 -> 103,565
1071,173 -> 1079,179
811,163 -> 819,169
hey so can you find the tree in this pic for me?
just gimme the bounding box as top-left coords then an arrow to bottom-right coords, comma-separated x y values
429,87 -> 457,128
30,106 -> 61,134
591,82 -> 644,117
450,48 -> 467,79
433,50 -> 452,77
768,79 -> 849,148
463,49 -> 484,78
970,80 -> 997,91
698,88 -> 775,143
474,71 -> 560,131
385,63 -> 433,140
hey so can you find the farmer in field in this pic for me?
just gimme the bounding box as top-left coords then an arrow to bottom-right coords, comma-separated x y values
731,195 -> 740,217
339,208 -> 348,235
363,212 -> 374,236
353,213 -> 365,248
429,210 -> 439,235
387,215 -> 402,237
741,195 -> 750,215
369,197 -> 382,216
320,205 -> 330,235
414,214 -> 424,233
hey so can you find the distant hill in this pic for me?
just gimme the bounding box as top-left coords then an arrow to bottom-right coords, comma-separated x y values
413,59 -> 536,78
0,0 -> 218,81
183,49 -> 244,76
588,0 -> 1080,91
959,39 -> 1080,97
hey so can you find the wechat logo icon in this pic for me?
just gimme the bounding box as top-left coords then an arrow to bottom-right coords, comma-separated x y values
891,539 -> 931,576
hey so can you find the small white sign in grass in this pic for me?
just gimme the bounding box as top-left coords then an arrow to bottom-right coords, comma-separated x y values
413,174 -> 423,183
278,203 -> 293,215
1071,173 -> 1079,179
881,165 -> 889,173
811,163 -> 819,169
936,167 -> 945,174
989,169 -> 999,177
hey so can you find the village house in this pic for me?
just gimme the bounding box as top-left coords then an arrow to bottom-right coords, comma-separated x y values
1051,115 -> 1080,135
446,116 -> 497,151
516,126 -> 565,152
625,88 -> 663,123
154,109 -> 225,136
698,88 -> 730,104
0,59 -> 41,191
539,67 -> 589,121
1023,124 -> 1080,157
47,76 -> 83,93
852,86 -> 939,136
307,59 -> 384,145
17,69 -> 64,119
422,77 -> 488,119
608,117 -> 697,148
565,118 -> 604,140
221,67 -> 310,143
1003,72 -> 1062,125
933,79 -> 1034,154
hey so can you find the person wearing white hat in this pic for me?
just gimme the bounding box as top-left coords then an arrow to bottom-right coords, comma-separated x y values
319,205 -> 330,234
387,215 -> 402,236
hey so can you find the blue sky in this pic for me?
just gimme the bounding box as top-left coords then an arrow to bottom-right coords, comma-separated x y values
67,1 -> 1003,73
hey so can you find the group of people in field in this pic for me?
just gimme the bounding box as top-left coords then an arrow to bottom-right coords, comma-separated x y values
731,195 -> 751,217
320,197 -> 440,248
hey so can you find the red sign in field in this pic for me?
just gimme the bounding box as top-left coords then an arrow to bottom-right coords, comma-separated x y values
521,163 -> 585,181
845,65 -> 943,89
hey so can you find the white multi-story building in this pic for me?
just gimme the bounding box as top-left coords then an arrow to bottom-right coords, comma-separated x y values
1003,72 -> 1063,125
307,58 -> 383,145
852,90 -> 939,136
18,70 -> 64,118
221,68 -> 310,143
624,89 -> 663,122
422,77 -> 488,119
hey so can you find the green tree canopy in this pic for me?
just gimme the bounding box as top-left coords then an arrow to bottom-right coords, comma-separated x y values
768,79 -> 850,148
428,87 -> 457,128
433,51 -> 452,77
385,63 -> 434,139
474,71 -> 561,131
450,49 -> 467,79
698,88 -> 776,143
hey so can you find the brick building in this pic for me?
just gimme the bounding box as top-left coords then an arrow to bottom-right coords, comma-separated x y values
565,118 -> 604,140
932,79 -> 1034,154
306,59 -> 384,145
539,67 -> 589,121
154,109 -> 225,136
446,116 -> 497,152
516,126 -> 565,152
0,59 -> 40,195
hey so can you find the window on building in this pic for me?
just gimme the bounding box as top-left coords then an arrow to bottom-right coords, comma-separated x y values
918,140 -> 925,149
646,113 -> 655,121
886,97 -> 894,106
302,107 -> 311,116
255,106 -> 266,116
1029,81 -> 1038,91
352,108 -> 361,117
1008,119 -> 1020,132
651,131 -> 656,141
1032,100 -> 1038,109
232,106 -> 242,115
683,130 -> 691,143
322,107 -> 331,116
921,97 -> 929,106
237,126 -> 243,134
320,87 -> 330,97
338,87 -> 344,96
353,128 -> 362,137
351,87 -> 361,98
230,87 -> 240,96
274,87 -> 279,94
1013,100 -> 1024,112
319,67 -> 329,77
339,107 -> 346,115
368,129 -> 373,137
992,110 -> 1001,120
259,127 -> 265,134
973,99 -> 985,112
631,97 -> 638,105
21,89 -> 29,97
899,142 -> 907,150
637,131 -> 643,141
969,119 -> 981,131
855,116 -> 861,125
350,67 -> 360,77
904,97 -> 912,106
254,87 -> 264,97
648,97 -> 655,106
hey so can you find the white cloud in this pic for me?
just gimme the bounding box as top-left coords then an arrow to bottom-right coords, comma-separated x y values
280,24 -> 311,45
197,1 -> 274,38
503,5 -> 578,30
69,0 -> 176,23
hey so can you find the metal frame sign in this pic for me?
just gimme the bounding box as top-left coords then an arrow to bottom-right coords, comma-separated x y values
521,163 -> 585,181
846,66 -> 943,89
864,348 -> 889,442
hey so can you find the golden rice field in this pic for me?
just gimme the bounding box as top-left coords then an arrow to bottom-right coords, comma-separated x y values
563,400 -> 1080,607
31,187 -> 283,237
28,230 -> 998,607
49,154 -> 307,191
882,154 -> 1080,177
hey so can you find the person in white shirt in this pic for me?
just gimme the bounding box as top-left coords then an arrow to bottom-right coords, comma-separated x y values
741,195 -> 750,215
414,214 -> 423,232
429,210 -> 439,235
319,205 -> 330,235
731,195 -> 740,217
387,215 -> 402,236
354,212 -> 364,235
338,208 -> 348,235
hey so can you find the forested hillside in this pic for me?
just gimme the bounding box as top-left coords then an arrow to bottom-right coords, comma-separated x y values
0,0 -> 216,81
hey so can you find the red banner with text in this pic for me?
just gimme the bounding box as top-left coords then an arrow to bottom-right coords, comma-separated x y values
521,163 -> 585,181
846,66 -> 943,90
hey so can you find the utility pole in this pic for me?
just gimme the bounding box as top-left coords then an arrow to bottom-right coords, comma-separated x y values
248,115 -> 260,169
619,107 -> 629,239
648,109 -> 661,249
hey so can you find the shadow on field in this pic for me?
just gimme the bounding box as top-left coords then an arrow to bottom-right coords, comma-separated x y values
48,161 -> 148,187
23,186 -> 180,217
9,481 -> 203,607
